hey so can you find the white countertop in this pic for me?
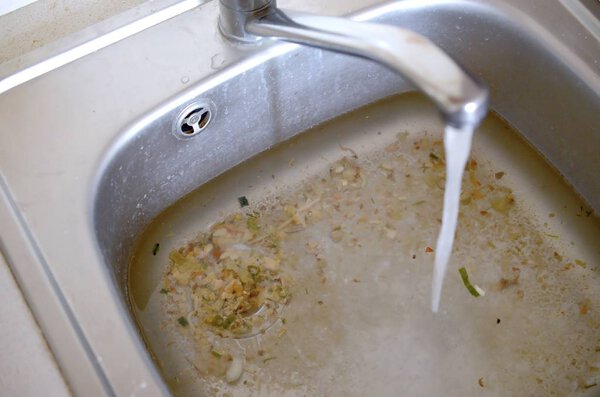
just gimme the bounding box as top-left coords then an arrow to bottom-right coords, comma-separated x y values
0,252 -> 70,396
0,0 -> 146,64
0,2 -> 146,395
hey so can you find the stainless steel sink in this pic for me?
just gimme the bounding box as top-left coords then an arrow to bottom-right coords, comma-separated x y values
0,0 -> 598,396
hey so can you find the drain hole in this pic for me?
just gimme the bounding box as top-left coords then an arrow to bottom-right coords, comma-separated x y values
176,104 -> 212,137
198,110 -> 210,129
181,123 -> 194,134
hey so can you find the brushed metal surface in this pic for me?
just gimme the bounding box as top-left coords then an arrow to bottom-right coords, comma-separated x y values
0,0 -> 598,395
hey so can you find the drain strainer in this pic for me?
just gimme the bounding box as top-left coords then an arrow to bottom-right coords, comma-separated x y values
174,102 -> 212,138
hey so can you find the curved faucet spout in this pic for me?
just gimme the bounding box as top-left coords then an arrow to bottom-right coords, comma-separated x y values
219,1 -> 488,129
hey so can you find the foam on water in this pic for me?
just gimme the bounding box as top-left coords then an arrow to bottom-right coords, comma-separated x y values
431,125 -> 475,312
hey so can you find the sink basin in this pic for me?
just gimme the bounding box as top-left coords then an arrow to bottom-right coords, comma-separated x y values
0,0 -> 598,395
121,93 -> 600,396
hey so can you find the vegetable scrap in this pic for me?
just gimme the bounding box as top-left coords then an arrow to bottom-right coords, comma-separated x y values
152,243 -> 160,256
575,259 -> 587,269
459,267 -> 483,298
163,211 -> 290,337
226,357 -> 243,383
238,196 -> 249,207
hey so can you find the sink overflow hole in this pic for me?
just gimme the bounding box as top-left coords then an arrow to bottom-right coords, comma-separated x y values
178,106 -> 211,136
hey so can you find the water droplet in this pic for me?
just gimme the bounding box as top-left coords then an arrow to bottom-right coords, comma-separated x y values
211,53 -> 226,70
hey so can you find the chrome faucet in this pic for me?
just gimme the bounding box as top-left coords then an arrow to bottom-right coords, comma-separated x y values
218,0 -> 488,129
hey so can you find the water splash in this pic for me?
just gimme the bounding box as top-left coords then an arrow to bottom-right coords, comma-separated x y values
431,125 -> 475,312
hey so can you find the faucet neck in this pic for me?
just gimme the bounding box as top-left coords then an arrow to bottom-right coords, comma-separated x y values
218,1 -> 488,129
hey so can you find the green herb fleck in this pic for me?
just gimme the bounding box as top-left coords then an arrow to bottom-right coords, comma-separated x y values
211,350 -> 223,359
575,259 -> 587,269
210,315 -> 224,327
177,316 -> 189,327
459,267 -> 481,297
152,243 -> 160,256
247,213 -> 260,232
238,196 -> 249,208
262,357 -> 277,364
429,152 -> 440,161
222,314 -> 236,329
413,200 -> 425,206
281,318 -> 287,325
159,288 -> 169,295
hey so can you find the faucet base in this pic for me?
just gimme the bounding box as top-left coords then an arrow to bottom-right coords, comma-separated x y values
218,0 -> 275,43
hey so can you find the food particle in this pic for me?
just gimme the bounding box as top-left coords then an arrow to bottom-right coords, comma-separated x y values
238,196 -> 249,207
163,212 -> 290,337
152,243 -> 160,256
499,270 -> 520,290
494,171 -> 505,179
246,213 -> 260,233
177,316 -> 189,327
459,267 -> 482,297
425,247 -> 434,253
339,144 -> 358,159
331,226 -> 344,243
496,318 -> 501,324
226,357 -> 243,383
429,152 -> 440,161
575,259 -> 587,269
211,350 -> 223,359
579,299 -> 591,315
478,377 -> 486,387
553,252 -> 563,261
490,193 -> 515,214
159,288 -> 169,294
474,285 -> 486,296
